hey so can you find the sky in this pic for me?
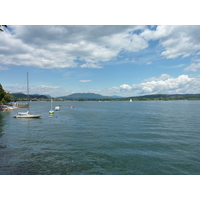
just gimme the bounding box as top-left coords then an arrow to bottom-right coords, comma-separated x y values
1,25 -> 200,97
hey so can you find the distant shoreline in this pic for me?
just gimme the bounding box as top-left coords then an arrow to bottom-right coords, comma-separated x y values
11,93 -> 200,102
1,98 -> 200,112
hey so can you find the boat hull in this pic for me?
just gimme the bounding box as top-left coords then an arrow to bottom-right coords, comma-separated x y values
13,73 -> 41,119
55,106 -> 60,111
49,110 -> 54,114
13,114 -> 41,118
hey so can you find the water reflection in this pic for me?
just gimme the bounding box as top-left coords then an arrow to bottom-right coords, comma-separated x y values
0,112 -> 6,149
0,113 -> 6,136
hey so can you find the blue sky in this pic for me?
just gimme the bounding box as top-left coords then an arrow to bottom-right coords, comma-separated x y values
1,25 -> 200,97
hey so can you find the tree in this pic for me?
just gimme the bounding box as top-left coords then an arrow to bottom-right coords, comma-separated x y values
0,84 -> 11,103
0,84 -> 5,100
0,25 -> 8,32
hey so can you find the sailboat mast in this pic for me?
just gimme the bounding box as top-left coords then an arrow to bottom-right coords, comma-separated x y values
27,72 -> 29,111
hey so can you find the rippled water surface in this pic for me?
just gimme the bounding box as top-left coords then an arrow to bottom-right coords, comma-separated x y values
0,100 -> 200,175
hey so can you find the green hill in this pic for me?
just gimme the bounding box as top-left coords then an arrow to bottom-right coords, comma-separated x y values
12,93 -> 49,100
58,93 -> 111,100
129,94 -> 200,100
11,92 -> 200,101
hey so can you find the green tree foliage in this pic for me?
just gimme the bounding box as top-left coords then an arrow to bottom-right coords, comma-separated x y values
0,84 -> 11,103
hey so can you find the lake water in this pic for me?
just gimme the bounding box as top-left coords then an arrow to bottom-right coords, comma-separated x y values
0,100 -> 200,175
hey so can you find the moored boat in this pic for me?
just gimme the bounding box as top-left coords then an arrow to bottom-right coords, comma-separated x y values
49,97 -> 54,114
55,105 -> 60,111
13,111 -> 41,118
13,73 -> 42,118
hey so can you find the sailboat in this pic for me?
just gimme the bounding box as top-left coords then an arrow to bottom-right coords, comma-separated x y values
49,97 -> 54,114
13,73 -> 42,118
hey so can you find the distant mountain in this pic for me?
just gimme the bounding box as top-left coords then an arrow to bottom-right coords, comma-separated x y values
12,93 -> 49,99
58,93 -> 112,100
59,93 -> 200,100
13,92 -> 24,94
109,95 -> 123,98
11,92 -> 200,101
129,94 -> 169,98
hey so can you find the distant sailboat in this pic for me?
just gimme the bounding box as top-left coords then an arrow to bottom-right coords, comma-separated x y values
13,73 -> 41,118
130,99 -> 132,102
49,97 -> 54,114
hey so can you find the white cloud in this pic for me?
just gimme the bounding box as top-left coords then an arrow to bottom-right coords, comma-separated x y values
110,75 -> 200,95
141,25 -> 200,59
28,85 -> 62,95
0,25 -> 147,69
36,85 -> 61,89
192,59 -> 200,62
163,64 -> 185,69
2,25 -> 200,70
101,31 -> 148,53
80,63 -> 102,68
0,66 -> 9,71
3,83 -> 62,96
120,84 -> 132,90
79,80 -> 92,82
184,62 -> 200,72
144,74 -> 172,81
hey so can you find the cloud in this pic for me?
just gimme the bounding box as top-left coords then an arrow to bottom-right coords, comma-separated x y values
26,85 -> 62,95
80,63 -> 102,68
163,64 -> 185,69
79,80 -> 92,82
141,25 -> 200,59
2,25 -> 200,70
3,83 -> 62,96
0,66 -> 9,71
144,74 -> 172,81
110,75 -> 200,95
184,62 -> 200,72
0,25 -> 147,69
120,84 -> 132,90
36,85 -> 61,89
146,62 -> 152,65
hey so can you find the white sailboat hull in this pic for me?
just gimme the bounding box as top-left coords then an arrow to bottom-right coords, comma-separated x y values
13,111 -> 41,118
13,114 -> 41,118
55,106 -> 60,111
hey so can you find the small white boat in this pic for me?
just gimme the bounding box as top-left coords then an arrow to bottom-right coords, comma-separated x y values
55,106 -> 60,111
130,99 -> 132,102
13,73 -> 41,118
